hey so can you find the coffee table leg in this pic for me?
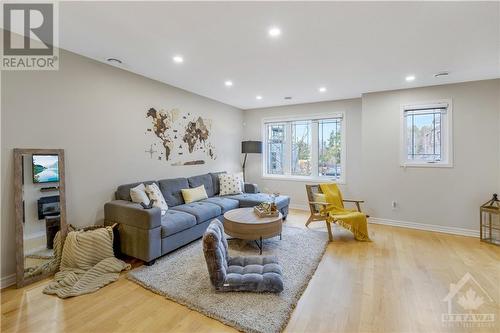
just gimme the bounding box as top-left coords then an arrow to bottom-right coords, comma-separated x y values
254,237 -> 263,255
280,233 -> 282,240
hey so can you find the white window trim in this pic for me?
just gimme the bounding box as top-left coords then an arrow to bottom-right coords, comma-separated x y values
400,99 -> 453,168
261,112 -> 347,183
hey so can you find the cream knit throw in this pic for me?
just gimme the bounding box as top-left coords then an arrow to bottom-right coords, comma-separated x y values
43,227 -> 130,298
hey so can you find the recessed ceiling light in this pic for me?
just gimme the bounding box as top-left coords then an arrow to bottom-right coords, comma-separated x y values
256,95 -> 263,100
224,80 -> 233,87
405,75 -> 416,82
173,55 -> 184,63
106,58 -> 122,64
319,87 -> 327,93
434,71 -> 450,78
268,27 -> 281,37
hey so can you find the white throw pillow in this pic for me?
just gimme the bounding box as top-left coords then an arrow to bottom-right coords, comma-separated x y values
219,173 -> 243,196
145,183 -> 168,215
130,183 -> 150,205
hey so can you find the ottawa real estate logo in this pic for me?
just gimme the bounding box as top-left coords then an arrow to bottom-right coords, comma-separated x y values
1,2 -> 59,70
442,272 -> 496,329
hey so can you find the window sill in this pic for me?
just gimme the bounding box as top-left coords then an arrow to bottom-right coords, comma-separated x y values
261,174 -> 346,184
400,162 -> 453,168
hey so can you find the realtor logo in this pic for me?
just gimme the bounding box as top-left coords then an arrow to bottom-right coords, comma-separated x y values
1,2 -> 59,70
442,272 -> 496,328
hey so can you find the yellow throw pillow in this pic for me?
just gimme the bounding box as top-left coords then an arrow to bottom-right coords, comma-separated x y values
182,185 -> 208,204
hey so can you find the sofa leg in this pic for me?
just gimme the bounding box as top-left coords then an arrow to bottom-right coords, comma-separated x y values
144,259 -> 156,266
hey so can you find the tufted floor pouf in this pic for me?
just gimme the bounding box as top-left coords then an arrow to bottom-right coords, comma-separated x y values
203,219 -> 284,293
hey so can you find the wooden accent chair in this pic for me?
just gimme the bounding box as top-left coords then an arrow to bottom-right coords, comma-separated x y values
305,184 -> 366,241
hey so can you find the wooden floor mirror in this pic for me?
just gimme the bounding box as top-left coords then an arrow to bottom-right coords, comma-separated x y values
14,148 -> 67,288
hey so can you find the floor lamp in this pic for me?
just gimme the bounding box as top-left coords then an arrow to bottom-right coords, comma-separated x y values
241,141 -> 262,182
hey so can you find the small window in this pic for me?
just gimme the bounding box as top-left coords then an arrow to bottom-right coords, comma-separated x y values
401,101 -> 452,167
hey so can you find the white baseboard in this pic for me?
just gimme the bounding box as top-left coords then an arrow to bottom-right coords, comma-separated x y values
287,204 -> 479,238
369,217 -> 479,238
1,274 -> 16,289
289,203 -> 309,211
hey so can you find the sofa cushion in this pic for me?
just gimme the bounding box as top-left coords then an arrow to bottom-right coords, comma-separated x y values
187,173 -> 215,197
116,180 -> 157,201
224,193 -> 290,210
203,197 -> 239,213
209,172 -> 226,196
158,178 -> 189,207
161,210 -> 197,238
171,202 -> 222,224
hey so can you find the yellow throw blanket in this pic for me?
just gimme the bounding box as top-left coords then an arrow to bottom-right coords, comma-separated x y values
319,183 -> 371,241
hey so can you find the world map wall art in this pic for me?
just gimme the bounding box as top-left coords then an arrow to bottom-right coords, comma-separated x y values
145,107 -> 216,166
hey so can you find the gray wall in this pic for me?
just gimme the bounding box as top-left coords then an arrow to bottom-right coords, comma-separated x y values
2,47 -> 498,283
361,79 -> 500,230
1,49 -> 243,281
243,79 -> 500,232
242,98 -> 363,209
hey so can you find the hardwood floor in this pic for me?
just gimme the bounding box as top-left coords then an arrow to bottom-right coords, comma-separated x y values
2,209 -> 499,333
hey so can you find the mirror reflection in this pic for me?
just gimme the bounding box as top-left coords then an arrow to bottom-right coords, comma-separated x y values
22,153 -> 61,279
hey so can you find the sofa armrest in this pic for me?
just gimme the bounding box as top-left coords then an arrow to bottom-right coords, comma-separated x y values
104,200 -> 161,229
244,183 -> 260,194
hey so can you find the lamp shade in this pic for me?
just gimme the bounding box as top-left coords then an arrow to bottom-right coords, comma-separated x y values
242,141 -> 262,154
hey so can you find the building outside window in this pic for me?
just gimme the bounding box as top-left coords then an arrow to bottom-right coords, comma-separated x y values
401,101 -> 453,167
263,114 -> 345,182
267,123 -> 285,175
318,118 -> 342,178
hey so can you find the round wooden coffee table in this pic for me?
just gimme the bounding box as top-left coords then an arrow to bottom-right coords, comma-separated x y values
223,207 -> 283,254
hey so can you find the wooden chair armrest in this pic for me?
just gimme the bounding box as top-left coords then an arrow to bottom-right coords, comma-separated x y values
342,199 -> 365,213
308,201 -> 330,206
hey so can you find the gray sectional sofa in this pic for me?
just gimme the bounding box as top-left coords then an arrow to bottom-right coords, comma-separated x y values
104,172 -> 290,264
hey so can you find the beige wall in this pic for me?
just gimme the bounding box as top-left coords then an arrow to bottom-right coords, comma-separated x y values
361,79 -> 500,231
242,98 -> 363,209
1,49 -> 243,281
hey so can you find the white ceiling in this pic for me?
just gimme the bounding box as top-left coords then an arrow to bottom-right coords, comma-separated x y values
59,1 -> 500,110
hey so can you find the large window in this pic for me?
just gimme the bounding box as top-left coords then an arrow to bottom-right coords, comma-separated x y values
264,114 -> 345,181
401,101 -> 452,167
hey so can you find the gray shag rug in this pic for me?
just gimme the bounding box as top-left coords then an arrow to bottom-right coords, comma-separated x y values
128,225 -> 329,333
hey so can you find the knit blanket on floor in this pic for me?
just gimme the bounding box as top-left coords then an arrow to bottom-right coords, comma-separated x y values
43,226 -> 130,298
